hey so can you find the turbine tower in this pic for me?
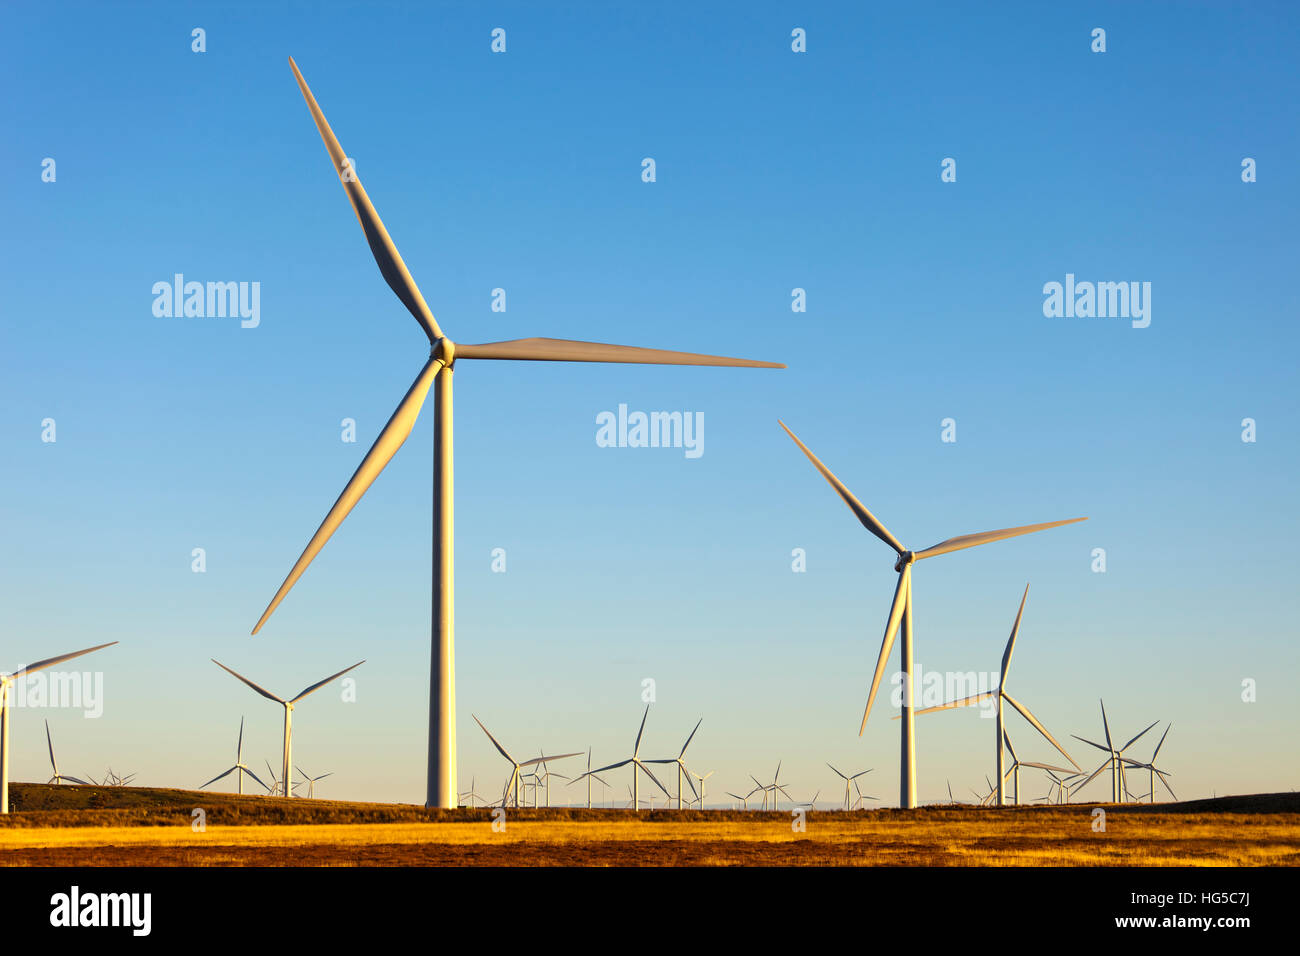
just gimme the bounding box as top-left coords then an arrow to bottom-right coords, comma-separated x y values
211,659 -> 363,798
909,584 -> 1079,805
1,642 -> 117,813
778,421 -> 1085,807
252,57 -> 784,809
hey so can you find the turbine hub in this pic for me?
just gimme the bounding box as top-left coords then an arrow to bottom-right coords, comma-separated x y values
893,550 -> 915,572
433,336 -> 456,365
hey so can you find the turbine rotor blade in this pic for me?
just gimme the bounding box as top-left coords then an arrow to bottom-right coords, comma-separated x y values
907,689 -> 997,717
212,660 -> 286,704
200,767 -> 236,789
777,421 -> 903,553
252,356 -> 443,633
1119,721 -> 1159,754
679,718 -> 703,758
13,641 -> 118,678
454,338 -> 782,368
634,705 -> 649,756
472,716 -> 516,765
291,660 -> 366,703
1152,723 -> 1172,762
860,566 -> 909,734
914,518 -> 1087,562
287,57 -> 441,342
1000,584 -> 1030,686
1003,691 -> 1080,770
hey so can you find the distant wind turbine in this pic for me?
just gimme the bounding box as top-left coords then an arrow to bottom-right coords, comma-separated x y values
1072,700 -> 1157,803
472,715 -> 579,808
44,721 -> 90,787
778,422 -> 1085,808
199,717 -> 267,795
1123,723 -> 1176,804
573,706 -> 671,813
827,763 -> 872,811
645,718 -> 702,809
908,584 -> 1080,805
1,641 -> 117,813
295,766 -> 333,799
212,659 -> 363,799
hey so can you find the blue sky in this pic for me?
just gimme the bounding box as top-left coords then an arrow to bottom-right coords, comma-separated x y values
1,2 -> 1296,807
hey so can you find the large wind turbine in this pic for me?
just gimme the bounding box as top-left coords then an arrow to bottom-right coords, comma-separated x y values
646,718 -> 702,809
251,57 -> 784,810
472,715 -> 579,809
1,641 -> 117,813
909,584 -> 1080,805
211,659 -> 363,798
574,706 -> 671,813
778,421 -> 1085,808
199,717 -> 267,795
44,721 -> 91,787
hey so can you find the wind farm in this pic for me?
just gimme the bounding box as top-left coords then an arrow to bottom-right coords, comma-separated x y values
4,4 -> 1298,887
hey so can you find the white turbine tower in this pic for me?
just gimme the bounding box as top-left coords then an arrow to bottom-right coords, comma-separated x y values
1,641 -> 117,813
199,717 -> 267,795
44,721 -> 90,787
827,763 -> 872,811
251,58 -> 784,810
1124,723 -> 1176,804
689,770 -> 714,809
472,715 -> 579,809
575,706 -> 671,812
211,659 -> 363,799
910,585 -> 1080,805
646,718 -> 702,809
779,422 -> 1085,808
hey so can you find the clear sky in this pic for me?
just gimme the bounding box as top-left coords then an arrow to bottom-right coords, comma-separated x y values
2,2 -> 1296,807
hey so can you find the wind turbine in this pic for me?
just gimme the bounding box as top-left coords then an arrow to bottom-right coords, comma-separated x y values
909,584 -> 1080,805
852,777 -> 880,810
1043,768 -> 1086,805
199,717 -> 267,795
1124,723 -> 1176,804
752,762 -> 793,811
211,659 -> 363,798
472,715 -> 579,809
1,641 -> 117,813
295,766 -> 333,799
458,776 -> 485,808
262,760 -> 284,796
827,763 -> 872,811
574,706 -> 671,812
577,749 -> 612,810
44,721 -> 90,787
646,718 -> 702,809
252,58 -> 784,811
726,790 -> 754,811
1071,701 -> 1156,804
534,753 -> 570,808
797,790 -> 821,810
778,422 -> 1085,808
689,770 -> 714,809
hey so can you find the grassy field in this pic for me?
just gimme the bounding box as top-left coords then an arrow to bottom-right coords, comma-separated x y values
2,784 -> 1297,866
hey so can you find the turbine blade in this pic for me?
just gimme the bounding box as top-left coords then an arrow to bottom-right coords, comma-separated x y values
679,718 -> 703,758
291,660 -> 365,703
472,716 -> 516,765
826,763 -> 847,780
1003,691 -> 1080,770
908,689 -> 997,717
1019,761 -> 1076,773
45,720 -> 56,772
211,660 -> 285,704
637,761 -> 672,798
63,776 -> 91,786
1100,700 -> 1113,751
777,421 -> 904,554
1002,728 -> 1018,764
634,705 -> 649,756
1000,584 -> 1030,686
1070,735 -> 1110,754
241,766 -> 268,791
520,752 -> 582,767
860,566 -> 909,734
237,716 -> 244,762
252,356 -> 443,633
1156,770 -> 1177,801
1152,723 -> 1172,762
914,518 -> 1087,562
1120,721 -> 1159,754
200,767 -> 236,789
13,641 -> 118,678
287,57 -> 441,342
454,337 -> 782,368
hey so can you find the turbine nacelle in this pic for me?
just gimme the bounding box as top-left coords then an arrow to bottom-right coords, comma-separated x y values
893,550 -> 915,572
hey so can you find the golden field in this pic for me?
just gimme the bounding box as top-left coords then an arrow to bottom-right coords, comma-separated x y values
2,784 -> 1297,866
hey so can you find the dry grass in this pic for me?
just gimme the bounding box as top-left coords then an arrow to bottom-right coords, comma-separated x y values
2,784 -> 1297,866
